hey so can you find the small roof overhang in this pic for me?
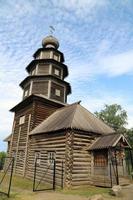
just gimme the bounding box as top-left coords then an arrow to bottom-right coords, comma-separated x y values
26,59 -> 68,78
33,47 -> 65,62
10,94 -> 66,112
88,133 -> 131,150
19,75 -> 71,95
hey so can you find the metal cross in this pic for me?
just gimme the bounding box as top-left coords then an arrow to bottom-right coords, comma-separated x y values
49,26 -> 55,35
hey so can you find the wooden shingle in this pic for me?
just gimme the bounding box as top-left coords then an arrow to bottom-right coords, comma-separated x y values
30,102 -> 114,135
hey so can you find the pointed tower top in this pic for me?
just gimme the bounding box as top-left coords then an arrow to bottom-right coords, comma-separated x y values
42,35 -> 59,49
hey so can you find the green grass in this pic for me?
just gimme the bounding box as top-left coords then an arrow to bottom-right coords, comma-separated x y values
11,175 -> 33,190
61,186 -> 110,197
0,173 -> 113,200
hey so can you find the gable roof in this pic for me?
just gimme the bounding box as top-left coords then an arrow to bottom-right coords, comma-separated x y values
29,102 -> 114,136
88,134 -> 131,150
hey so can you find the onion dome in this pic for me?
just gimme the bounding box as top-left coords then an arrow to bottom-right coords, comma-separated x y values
42,35 -> 59,49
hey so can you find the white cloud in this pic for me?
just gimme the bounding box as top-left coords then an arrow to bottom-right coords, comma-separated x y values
66,49 -> 133,82
0,0 -> 133,151
86,96 -> 133,129
97,50 -> 133,76
53,0 -> 108,12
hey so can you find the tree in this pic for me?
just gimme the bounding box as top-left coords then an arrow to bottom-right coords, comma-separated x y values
95,104 -> 128,132
0,151 -> 6,170
126,128 -> 133,148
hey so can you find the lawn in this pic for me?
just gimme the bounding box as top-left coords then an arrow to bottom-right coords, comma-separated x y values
0,172 -> 116,200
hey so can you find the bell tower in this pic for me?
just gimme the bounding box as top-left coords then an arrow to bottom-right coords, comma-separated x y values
20,35 -> 71,103
9,36 -> 71,176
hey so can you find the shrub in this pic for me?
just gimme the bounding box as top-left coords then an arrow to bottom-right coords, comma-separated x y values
0,151 -> 7,170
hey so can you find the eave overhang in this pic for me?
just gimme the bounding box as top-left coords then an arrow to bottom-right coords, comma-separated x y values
26,59 -> 68,78
19,75 -> 71,95
33,47 -> 65,62
10,94 -> 66,112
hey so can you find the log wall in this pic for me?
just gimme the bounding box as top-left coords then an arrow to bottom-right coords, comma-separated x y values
71,131 -> 96,187
32,100 -> 62,129
9,98 -> 63,177
26,130 -> 99,188
64,131 -> 74,188
26,131 -> 66,187
11,104 -> 33,175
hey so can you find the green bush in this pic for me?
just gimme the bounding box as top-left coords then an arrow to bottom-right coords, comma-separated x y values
0,151 -> 6,170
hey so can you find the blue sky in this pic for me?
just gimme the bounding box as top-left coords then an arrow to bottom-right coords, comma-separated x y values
1,0 -> 133,151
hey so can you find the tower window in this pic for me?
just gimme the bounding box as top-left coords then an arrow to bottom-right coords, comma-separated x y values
19,116 -> 25,125
24,90 -> 28,97
54,69 -> 60,76
53,54 -> 58,61
55,89 -> 61,96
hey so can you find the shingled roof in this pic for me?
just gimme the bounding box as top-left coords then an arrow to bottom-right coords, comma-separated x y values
88,134 -> 131,150
4,134 -> 12,142
29,102 -> 114,135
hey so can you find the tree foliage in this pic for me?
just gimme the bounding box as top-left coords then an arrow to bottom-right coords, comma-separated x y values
0,151 -> 6,170
126,128 -> 133,148
95,104 -> 133,148
95,104 -> 128,132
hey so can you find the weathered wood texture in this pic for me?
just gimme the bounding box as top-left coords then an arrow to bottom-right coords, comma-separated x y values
32,100 -> 61,129
71,131 -> 97,187
26,131 -> 66,187
9,98 -> 62,176
41,51 -> 51,59
25,130 -> 98,188
23,84 -> 30,99
11,104 -> 33,175
32,81 -> 48,96
38,64 -> 49,75
64,131 -> 74,188
50,82 -> 65,103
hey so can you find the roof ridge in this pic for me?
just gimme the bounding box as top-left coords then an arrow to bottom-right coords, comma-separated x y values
79,104 -> 114,133
70,103 -> 79,128
29,101 -> 80,135
54,101 -> 81,113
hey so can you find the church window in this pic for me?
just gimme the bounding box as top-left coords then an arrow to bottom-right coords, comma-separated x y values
47,151 -> 55,165
34,151 -> 41,166
94,151 -> 108,167
24,90 -> 28,97
19,116 -> 25,125
54,68 -> 60,76
53,54 -> 58,61
55,89 -> 61,96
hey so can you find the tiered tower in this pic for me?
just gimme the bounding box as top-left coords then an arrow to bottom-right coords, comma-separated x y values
20,35 -> 71,103
9,36 -> 71,176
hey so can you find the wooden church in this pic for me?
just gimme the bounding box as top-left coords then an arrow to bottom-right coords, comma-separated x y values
4,35 -> 132,188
